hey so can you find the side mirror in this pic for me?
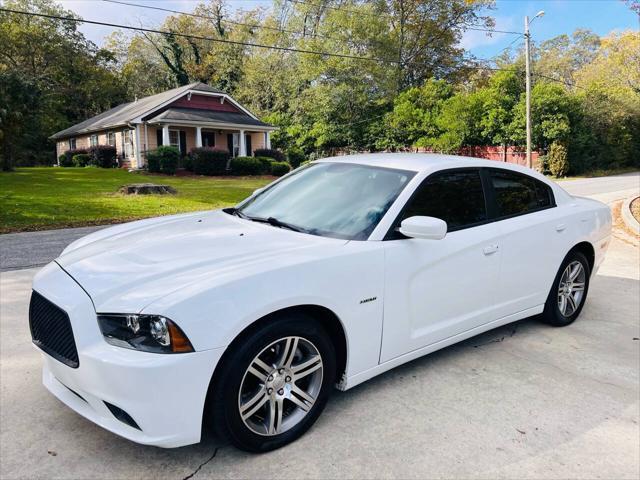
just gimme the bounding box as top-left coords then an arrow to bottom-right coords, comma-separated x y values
398,216 -> 447,240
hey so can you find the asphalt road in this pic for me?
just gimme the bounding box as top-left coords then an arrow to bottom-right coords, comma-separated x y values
0,171 -> 638,272
0,171 -> 638,479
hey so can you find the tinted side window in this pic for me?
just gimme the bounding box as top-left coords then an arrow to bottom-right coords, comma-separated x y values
402,170 -> 487,231
489,170 -> 553,218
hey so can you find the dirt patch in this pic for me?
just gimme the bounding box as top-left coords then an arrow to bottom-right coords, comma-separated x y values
612,201 -> 640,245
631,197 -> 640,223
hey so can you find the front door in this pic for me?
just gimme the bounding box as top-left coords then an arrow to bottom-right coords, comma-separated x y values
380,168 -> 502,362
202,131 -> 216,148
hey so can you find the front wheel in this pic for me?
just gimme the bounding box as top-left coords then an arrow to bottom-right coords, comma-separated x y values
207,314 -> 336,452
541,250 -> 590,327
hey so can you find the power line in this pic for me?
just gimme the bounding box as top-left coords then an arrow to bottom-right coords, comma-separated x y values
102,0 -> 338,41
0,7 -> 380,62
463,26 -> 522,35
0,7 -> 522,74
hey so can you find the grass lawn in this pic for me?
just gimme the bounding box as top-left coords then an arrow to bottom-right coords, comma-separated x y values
0,167 -> 272,233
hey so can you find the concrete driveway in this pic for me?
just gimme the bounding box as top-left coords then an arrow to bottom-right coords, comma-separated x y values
1,172 -> 638,479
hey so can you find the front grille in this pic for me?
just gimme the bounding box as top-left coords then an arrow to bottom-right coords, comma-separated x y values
29,291 -> 79,368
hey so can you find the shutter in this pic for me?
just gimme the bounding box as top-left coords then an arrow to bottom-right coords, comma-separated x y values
179,130 -> 187,156
227,134 -> 234,156
156,129 -> 163,147
246,134 -> 252,156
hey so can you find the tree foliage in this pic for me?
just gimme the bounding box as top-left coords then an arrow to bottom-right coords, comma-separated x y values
1,0 -> 638,175
0,0 -> 127,168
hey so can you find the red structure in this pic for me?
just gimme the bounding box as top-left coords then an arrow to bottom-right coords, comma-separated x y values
418,146 -> 541,167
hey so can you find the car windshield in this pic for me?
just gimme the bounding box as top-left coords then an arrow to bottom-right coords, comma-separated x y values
236,162 -> 415,240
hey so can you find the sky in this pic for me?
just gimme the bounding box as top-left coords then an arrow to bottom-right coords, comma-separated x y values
56,0 -> 639,60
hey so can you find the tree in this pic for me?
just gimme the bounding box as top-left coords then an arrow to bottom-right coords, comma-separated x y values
0,72 -> 41,170
0,0 -> 127,166
380,79 -> 453,149
479,69 -> 524,148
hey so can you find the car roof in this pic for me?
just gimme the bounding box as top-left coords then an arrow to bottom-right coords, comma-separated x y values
316,152 -> 537,176
314,152 -> 572,204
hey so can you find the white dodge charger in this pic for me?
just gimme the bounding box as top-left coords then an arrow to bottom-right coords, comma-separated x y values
30,154 -> 611,451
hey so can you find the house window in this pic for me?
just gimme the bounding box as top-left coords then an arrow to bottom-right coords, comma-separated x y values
107,132 -> 116,147
122,129 -> 134,158
90,134 -> 98,147
169,129 -> 180,150
68,138 -> 76,150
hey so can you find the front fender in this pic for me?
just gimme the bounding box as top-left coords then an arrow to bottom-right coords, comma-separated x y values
142,241 -> 385,379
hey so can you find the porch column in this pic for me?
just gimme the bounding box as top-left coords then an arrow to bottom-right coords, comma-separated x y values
134,124 -> 142,169
265,131 -> 271,149
239,129 -> 246,156
162,124 -> 169,146
195,126 -> 202,148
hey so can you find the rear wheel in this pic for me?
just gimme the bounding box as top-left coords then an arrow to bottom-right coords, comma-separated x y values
207,314 -> 335,452
541,251 -> 590,327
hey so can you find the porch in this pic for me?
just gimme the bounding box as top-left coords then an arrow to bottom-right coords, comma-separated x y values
140,123 -> 272,164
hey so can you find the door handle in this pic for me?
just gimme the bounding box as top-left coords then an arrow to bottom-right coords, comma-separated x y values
483,244 -> 499,255
556,223 -> 566,232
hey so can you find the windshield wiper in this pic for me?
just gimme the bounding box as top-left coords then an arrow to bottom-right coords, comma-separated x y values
244,215 -> 307,233
265,216 -> 306,233
227,207 -> 249,219
230,208 -> 307,233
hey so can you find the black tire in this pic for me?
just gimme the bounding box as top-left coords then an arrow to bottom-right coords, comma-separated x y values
541,250 -> 591,327
206,313 -> 336,452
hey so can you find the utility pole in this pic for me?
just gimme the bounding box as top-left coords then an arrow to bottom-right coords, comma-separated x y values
524,16 -> 532,169
524,11 -> 544,170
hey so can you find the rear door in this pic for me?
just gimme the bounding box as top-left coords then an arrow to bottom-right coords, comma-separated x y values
380,168 -> 503,362
483,168 -> 563,318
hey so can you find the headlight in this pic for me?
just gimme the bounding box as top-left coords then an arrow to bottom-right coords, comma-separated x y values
97,314 -> 194,353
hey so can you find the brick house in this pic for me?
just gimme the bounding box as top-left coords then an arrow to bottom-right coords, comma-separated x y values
50,83 -> 277,168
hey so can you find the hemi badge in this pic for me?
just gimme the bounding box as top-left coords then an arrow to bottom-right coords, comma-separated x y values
360,297 -> 377,304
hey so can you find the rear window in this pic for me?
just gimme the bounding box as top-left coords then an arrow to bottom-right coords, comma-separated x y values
489,170 -> 553,218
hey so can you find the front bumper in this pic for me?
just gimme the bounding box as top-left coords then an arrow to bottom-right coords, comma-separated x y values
32,262 -> 224,448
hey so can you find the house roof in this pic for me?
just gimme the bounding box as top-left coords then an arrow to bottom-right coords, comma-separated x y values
149,108 -> 274,128
49,83 -> 266,139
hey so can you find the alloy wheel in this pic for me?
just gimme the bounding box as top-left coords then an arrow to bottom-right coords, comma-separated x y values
238,336 -> 323,436
557,260 -> 586,317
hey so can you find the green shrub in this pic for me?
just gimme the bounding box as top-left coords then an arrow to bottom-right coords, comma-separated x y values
255,156 -> 273,174
62,148 -> 87,166
548,142 -> 569,177
87,145 -> 117,168
72,153 -> 91,167
271,161 -> 291,177
253,148 -> 285,162
190,147 -> 230,175
146,146 -> 179,175
58,154 -> 73,167
146,151 -> 161,173
181,155 -> 193,172
538,154 -> 549,175
286,147 -> 306,168
230,156 -> 263,175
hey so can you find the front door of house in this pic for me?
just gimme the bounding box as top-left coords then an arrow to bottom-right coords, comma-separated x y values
202,131 -> 216,148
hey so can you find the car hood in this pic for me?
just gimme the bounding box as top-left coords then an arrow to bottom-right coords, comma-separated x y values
56,210 -> 347,313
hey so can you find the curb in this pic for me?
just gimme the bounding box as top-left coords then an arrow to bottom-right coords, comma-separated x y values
621,196 -> 640,235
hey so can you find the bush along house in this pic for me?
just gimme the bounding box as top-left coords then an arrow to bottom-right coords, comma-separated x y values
50,83 -> 277,169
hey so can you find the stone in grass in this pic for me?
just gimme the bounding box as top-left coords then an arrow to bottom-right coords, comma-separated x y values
119,183 -> 177,195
